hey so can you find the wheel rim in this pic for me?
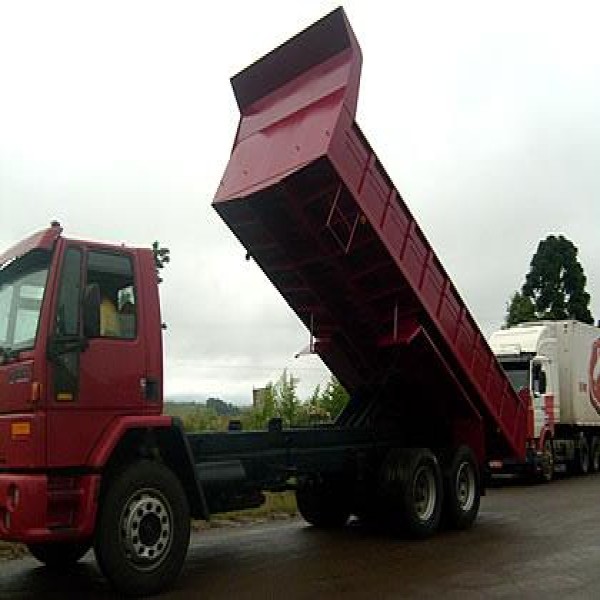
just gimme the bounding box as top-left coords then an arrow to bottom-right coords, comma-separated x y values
120,488 -> 173,572
455,462 -> 476,512
413,465 -> 436,522
542,440 -> 554,480
594,447 -> 600,472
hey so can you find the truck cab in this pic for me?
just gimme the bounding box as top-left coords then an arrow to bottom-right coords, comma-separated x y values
489,323 -> 559,445
489,320 -> 600,480
0,223 -> 164,542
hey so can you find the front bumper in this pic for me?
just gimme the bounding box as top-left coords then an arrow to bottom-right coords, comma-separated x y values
0,473 -> 100,543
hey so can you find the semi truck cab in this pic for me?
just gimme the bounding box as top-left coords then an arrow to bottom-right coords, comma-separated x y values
490,326 -> 558,442
489,321 -> 600,480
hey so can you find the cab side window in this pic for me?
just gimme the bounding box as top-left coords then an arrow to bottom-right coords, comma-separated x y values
87,251 -> 137,340
55,247 -> 82,336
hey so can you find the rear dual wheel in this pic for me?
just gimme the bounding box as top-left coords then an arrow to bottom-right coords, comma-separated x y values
441,446 -> 481,529
380,448 -> 443,538
575,435 -> 591,475
296,476 -> 351,528
591,437 -> 600,473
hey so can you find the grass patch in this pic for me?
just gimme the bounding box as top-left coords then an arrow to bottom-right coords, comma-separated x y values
193,491 -> 297,530
0,541 -> 27,561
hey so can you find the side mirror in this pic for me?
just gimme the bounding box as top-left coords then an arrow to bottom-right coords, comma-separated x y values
532,363 -> 547,395
83,283 -> 101,338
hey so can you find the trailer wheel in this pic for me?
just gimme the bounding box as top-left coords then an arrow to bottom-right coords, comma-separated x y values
28,541 -> 91,569
442,446 -> 481,529
575,435 -> 590,475
380,448 -> 442,538
590,437 -> 600,473
296,477 -> 350,528
538,437 -> 554,483
94,460 -> 190,597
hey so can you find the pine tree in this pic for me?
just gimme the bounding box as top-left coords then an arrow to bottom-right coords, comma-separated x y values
505,235 -> 593,326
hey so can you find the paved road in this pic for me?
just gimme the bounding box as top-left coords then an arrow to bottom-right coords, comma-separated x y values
3,475 -> 600,599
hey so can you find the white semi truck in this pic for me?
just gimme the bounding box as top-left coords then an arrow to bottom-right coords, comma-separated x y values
489,320 -> 600,481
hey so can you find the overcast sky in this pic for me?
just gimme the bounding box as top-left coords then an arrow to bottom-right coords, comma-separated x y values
1,1 -> 599,404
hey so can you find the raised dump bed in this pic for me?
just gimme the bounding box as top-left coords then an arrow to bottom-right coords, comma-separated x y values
214,8 -> 526,462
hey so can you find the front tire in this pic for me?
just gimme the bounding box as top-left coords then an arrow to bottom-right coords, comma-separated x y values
441,446 -> 481,529
538,437 -> 554,483
28,541 -> 90,569
94,460 -> 190,597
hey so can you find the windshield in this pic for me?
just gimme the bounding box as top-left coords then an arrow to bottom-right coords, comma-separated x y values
0,250 -> 51,354
499,359 -> 530,393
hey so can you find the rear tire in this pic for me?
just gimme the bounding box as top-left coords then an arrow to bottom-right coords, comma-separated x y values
590,437 -> 600,473
296,476 -> 351,528
441,446 -> 481,529
28,541 -> 90,569
380,448 -> 442,538
575,435 -> 590,475
94,460 -> 190,597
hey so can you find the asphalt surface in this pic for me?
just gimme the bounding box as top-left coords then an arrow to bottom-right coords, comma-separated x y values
3,474 -> 600,599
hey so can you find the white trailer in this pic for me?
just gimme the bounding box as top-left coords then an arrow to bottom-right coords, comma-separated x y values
489,320 -> 600,481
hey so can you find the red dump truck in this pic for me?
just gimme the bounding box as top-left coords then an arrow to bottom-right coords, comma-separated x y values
0,8 -> 528,597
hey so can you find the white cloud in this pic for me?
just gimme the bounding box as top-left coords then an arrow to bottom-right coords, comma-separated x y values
1,1 -> 599,403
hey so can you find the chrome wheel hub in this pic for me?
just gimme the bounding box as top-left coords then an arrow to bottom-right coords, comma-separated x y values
413,466 -> 436,521
120,489 -> 172,571
456,462 -> 475,511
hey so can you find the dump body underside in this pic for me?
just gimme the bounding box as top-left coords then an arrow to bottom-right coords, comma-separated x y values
214,8 -> 527,462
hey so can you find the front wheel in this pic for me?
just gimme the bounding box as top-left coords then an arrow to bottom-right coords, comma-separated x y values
538,437 -> 554,483
94,460 -> 190,597
28,541 -> 90,569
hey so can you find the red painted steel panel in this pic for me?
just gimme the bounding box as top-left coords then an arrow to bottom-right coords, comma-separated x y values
0,224 -> 62,267
0,414 -> 45,469
0,473 -> 99,542
214,8 -> 526,460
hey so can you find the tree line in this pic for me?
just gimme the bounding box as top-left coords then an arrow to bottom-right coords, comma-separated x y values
180,371 -> 349,433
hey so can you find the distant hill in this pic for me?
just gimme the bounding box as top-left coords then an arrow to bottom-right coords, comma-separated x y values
164,402 -> 202,420
166,392 -> 250,406
165,394 -> 205,404
165,398 -> 242,420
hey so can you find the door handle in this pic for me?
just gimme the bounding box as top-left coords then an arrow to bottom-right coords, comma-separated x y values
140,377 -> 159,401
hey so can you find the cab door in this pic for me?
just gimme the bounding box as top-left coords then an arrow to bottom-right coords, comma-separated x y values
47,246 -> 148,467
